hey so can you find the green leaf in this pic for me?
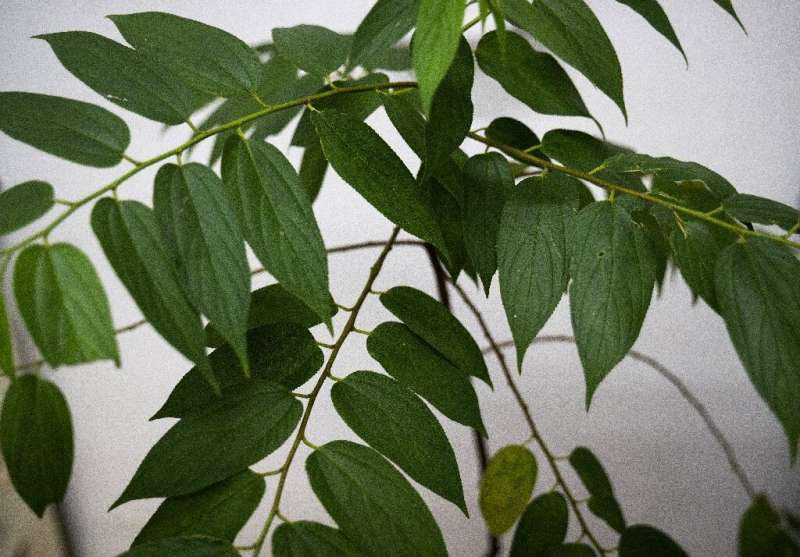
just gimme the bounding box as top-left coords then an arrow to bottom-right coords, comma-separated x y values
486,118 -> 544,156
619,525 -> 688,557
221,137 -> 331,325
479,445 -> 538,535
306,440 -> 447,557
504,0 -> 626,119
544,544 -> 598,557
153,163 -> 250,376
613,1 -> 686,62
312,110 -> 448,256
738,495 -> 800,557
36,31 -> 199,125
0,285 -> 14,379
154,323 -> 323,419
299,142 -> 328,203
14,243 -> 118,367
712,0 -> 746,30
476,31 -> 592,121
0,92 -> 129,167
380,286 -> 491,386
714,239 -> 800,458
118,536 -> 239,557
367,322 -> 487,436
133,470 -> 265,546
413,0 -> 466,113
0,375 -> 72,517
569,202 -> 657,406
498,174 -> 581,369
510,492 -> 569,557
349,0 -> 419,70
462,153 -> 513,294
365,45 -> 412,71
91,199 -> 215,390
722,193 -> 799,232
429,177 -> 469,278
273,25 -> 350,77
272,521 -> 363,557
332,371 -> 466,513
109,12 -> 261,97
0,181 -> 54,235
569,447 -> 626,533
112,380 -> 301,508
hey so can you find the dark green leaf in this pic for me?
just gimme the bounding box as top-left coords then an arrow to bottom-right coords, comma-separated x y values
133,471 -> 265,546
738,495 -> 800,557
112,380 -> 301,508
0,375 -> 72,517
712,0 -> 745,30
569,447 -> 626,533
365,45 -> 412,71
486,118 -> 544,156
614,1 -> 686,61
0,92 -> 129,167
0,283 -> 14,379
13,243 -> 118,367
510,492 -> 569,557
272,521 -> 363,557
715,239 -> 800,458
380,286 -> 491,386
479,445 -> 538,535
154,323 -> 323,419
273,25 -> 350,77
109,12 -> 261,97
306,440 -> 447,557
349,0 -> 419,70
429,178 -> 469,278
299,141 -> 328,203
153,163 -> 250,376
619,525 -> 688,557
119,536 -> 238,557
37,31 -> 199,124
722,194 -> 799,232
476,31 -> 592,121
0,181 -> 54,235
544,544 -> 598,557
569,202 -> 657,406
367,322 -> 486,435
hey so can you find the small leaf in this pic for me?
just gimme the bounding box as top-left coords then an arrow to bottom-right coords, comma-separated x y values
614,1 -> 686,61
133,471 -> 265,546
738,495 -> 800,557
272,521 -> 364,557
118,536 -> 239,557
0,181 -> 54,235
367,322 -> 486,435
14,243 -> 118,367
476,31 -> 592,121
349,0 -> 419,70
273,25 -> 350,77
712,0 -> 746,30
479,445 -> 538,535
306,440 -> 447,557
510,492 -> 569,557
715,239 -> 800,458
0,92 -> 129,167
722,193 -> 799,232
486,118 -> 544,155
0,375 -> 73,517
619,525 -> 688,557
112,380 -> 301,508
380,286 -> 491,386
569,447 -> 626,533
109,12 -> 261,97
299,141 -> 328,203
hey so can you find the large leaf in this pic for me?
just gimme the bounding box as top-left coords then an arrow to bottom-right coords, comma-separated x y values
331,371 -> 466,513
112,380 -> 301,507
109,12 -> 261,97
714,239 -> 800,458
37,31 -> 199,125
569,202 -> 657,405
367,322 -> 486,435
119,536 -> 239,557
154,323 -> 323,419
569,447 -> 626,533
273,25 -> 350,77
722,193 -> 800,232
619,525 -> 688,557
133,470 -> 265,546
738,495 -> 800,557
0,180 -> 54,235
306,441 -> 447,557
91,199 -> 214,390
0,92 -> 129,167
614,1 -> 685,61
510,492 -> 569,557
272,521 -> 363,557
349,0 -> 419,70
479,445 -> 538,535
221,137 -> 331,324
13,243 -> 118,367
0,375 -> 73,517
380,286 -> 491,386
153,163 -> 250,375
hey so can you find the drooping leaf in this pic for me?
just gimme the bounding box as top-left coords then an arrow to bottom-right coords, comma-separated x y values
613,1 -> 686,61
0,375 -> 73,517
306,440 -> 448,557
619,525 -> 688,557
569,202 -> 657,405
486,117 -> 544,156
367,322 -> 487,435
0,92 -> 129,167
332,371 -> 466,513
37,31 -> 199,125
109,12 -> 261,97
712,0 -> 745,30
722,194 -> 799,232
273,25 -> 350,77
714,239 -> 800,458
0,181 -> 54,235
272,521 -> 364,557
118,536 -> 239,557
299,141 -> 328,203
133,470 -> 265,546
380,286 -> 491,386
738,495 -> 800,557
112,380 -> 301,508
569,447 -> 626,533
349,0 -> 419,70
510,492 -> 569,557
154,323 -> 323,419
479,445 -> 538,535
13,243 -> 118,367
153,163 -> 250,376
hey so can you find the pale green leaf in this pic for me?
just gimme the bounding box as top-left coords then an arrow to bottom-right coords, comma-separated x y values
273,25 -> 350,77
619,525 -> 688,557
569,447 -> 626,533
349,0 -> 419,70
479,445 -> 538,535
510,492 -> 569,557
0,181 -> 54,235
722,194 -> 799,232
272,521 -> 363,557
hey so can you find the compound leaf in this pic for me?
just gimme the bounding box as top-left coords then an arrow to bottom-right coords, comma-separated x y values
479,445 -> 538,535
0,180 -> 54,235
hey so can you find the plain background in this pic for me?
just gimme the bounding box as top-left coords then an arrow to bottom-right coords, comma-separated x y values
1,1 -> 799,555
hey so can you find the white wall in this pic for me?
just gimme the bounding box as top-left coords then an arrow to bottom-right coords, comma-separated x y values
1,1 -> 798,555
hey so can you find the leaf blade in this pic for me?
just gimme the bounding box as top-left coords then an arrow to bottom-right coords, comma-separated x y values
479,445 -> 538,535
510,492 -> 569,557
0,181 -> 54,235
